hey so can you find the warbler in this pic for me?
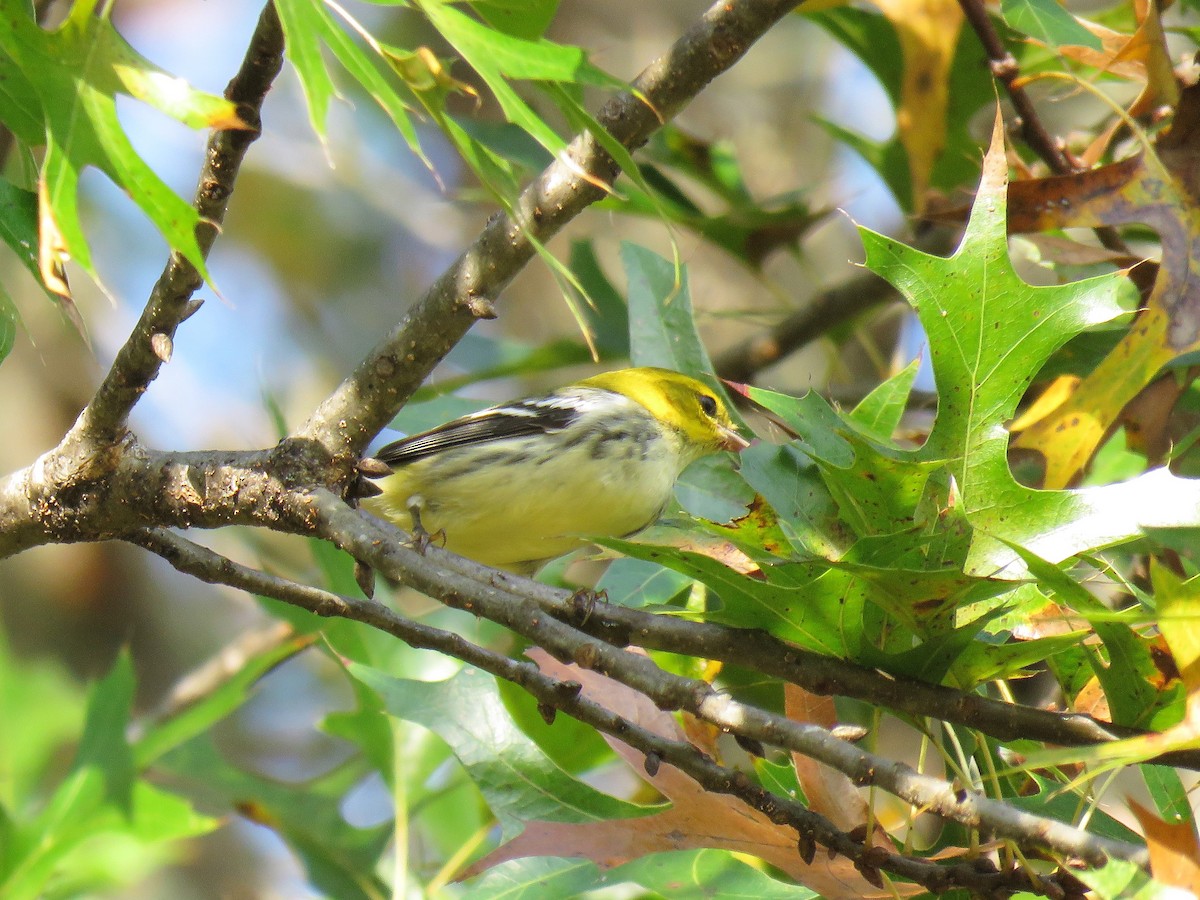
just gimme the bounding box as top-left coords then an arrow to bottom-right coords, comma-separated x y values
365,367 -> 749,573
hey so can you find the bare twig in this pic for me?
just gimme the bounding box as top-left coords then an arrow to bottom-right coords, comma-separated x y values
137,618 -> 309,730
956,0 -> 1127,253
714,230 -> 954,383
60,3 -> 284,454
714,267 -> 899,383
958,0 -> 1073,174
129,523 -> 1134,895
303,490 -> 1148,871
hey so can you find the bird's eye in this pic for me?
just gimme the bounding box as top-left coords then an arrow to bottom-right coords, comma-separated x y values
697,393 -> 718,417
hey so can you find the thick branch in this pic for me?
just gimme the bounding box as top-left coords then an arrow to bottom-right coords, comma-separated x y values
297,0 -> 805,461
0,447 -> 304,557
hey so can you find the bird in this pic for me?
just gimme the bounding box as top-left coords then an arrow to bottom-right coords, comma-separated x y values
363,367 -> 749,573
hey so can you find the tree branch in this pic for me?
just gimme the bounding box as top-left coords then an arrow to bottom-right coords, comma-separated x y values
296,0 -> 806,462
60,3 -> 284,455
958,0 -> 1073,175
957,0 -> 1127,253
0,447 -> 300,558
304,490 -> 1148,870
128,523 -> 1133,896
369,520 -> 1200,770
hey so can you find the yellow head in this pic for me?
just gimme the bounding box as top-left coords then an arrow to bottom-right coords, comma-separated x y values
578,367 -> 748,457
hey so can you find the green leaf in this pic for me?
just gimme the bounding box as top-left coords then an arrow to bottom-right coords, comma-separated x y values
275,0 -> 429,168
0,282 -> 18,367
419,1 -> 619,157
595,557 -> 694,609
568,240 -> 629,359
352,666 -> 652,833
745,385 -> 943,539
621,243 -> 735,409
674,454 -> 755,523
602,538 -> 867,657
161,738 -> 389,900
595,128 -> 822,268
0,652 -> 215,900
735,442 -> 852,560
73,652 -> 137,813
1149,561 -> 1200,693
0,3 -> 242,289
1008,544 -> 1180,729
0,43 -> 44,145
1006,773 -> 1141,845
471,0 -> 562,40
1000,0 -> 1104,50
0,180 -> 52,329
458,857 -> 603,899
947,627 -> 1087,685
1141,765 -> 1193,827
609,849 -> 819,898
861,121 -> 1200,577
1072,856 -> 1180,899
848,358 -> 920,439
0,630 -> 83,811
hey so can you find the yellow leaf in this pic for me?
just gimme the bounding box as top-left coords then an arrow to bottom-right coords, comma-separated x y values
1010,374 -> 1080,431
865,0 -> 962,212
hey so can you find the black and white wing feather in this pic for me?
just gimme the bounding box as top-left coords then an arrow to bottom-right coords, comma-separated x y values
375,395 -> 583,467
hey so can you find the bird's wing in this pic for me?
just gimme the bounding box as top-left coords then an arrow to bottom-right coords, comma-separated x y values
375,396 -> 582,466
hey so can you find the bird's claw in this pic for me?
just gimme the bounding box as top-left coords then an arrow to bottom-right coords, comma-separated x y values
407,530 -> 439,555
569,588 -> 607,624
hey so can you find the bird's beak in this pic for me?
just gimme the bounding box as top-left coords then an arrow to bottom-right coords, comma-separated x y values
718,424 -> 751,453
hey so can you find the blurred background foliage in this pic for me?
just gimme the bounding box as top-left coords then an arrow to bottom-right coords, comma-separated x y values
5,0 -> 1200,896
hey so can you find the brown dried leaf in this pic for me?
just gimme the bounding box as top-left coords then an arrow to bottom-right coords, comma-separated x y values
460,648 -> 919,898
1129,798 -> 1200,895
1008,84 -> 1200,486
785,684 -> 873,833
1056,0 -> 1178,115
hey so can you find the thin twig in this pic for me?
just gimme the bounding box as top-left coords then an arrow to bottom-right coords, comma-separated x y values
714,230 -> 954,383
61,3 -> 284,453
959,0 -> 1073,174
303,489 -> 1148,870
957,0 -> 1127,252
136,618 -> 308,731
129,524 -> 1129,896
